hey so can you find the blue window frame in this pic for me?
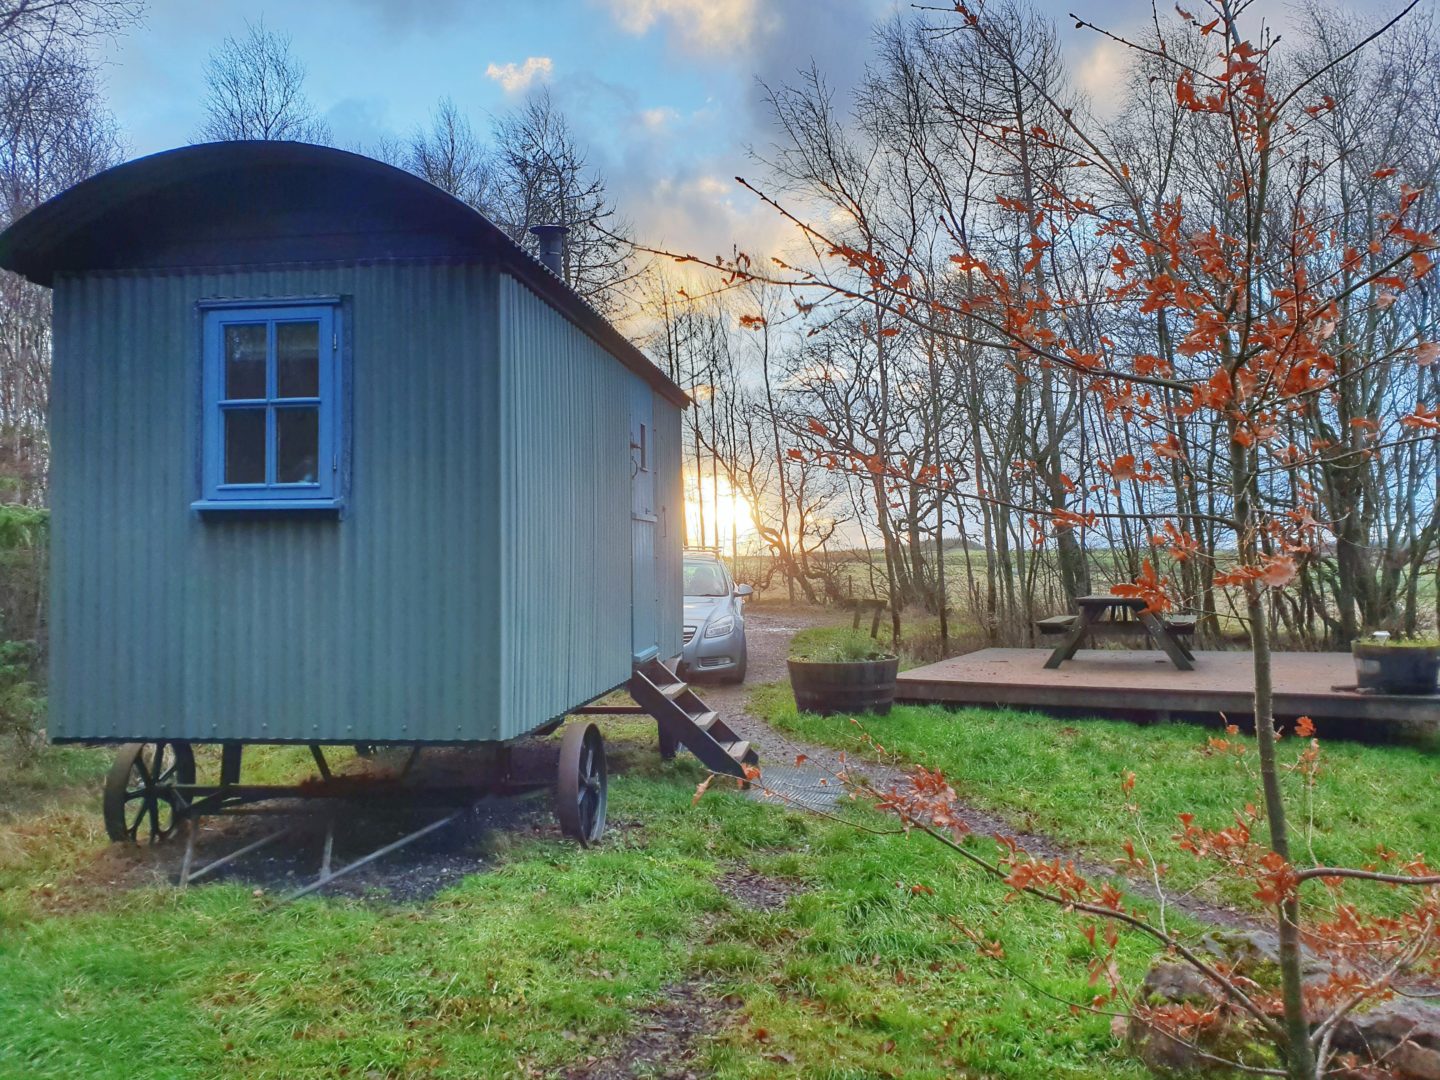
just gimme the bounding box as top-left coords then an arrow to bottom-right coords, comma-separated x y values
195,300 -> 342,510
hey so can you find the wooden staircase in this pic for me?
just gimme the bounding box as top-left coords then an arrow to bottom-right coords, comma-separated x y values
628,657 -> 758,779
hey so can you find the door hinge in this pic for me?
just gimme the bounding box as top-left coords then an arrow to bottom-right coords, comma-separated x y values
332,332 -> 338,351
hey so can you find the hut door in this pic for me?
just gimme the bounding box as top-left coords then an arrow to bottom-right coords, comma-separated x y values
630,387 -> 659,662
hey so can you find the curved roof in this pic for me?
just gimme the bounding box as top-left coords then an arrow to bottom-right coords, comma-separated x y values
0,141 -> 685,405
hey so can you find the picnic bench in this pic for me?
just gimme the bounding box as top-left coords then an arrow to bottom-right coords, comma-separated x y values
846,597 -> 890,638
1038,595 -> 1197,671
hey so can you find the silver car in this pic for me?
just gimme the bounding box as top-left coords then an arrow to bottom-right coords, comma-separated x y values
679,551 -> 751,683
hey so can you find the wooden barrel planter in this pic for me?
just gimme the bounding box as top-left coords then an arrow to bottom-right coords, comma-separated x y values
1352,640 -> 1440,695
787,656 -> 900,716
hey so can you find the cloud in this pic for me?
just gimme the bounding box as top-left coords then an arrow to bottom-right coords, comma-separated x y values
485,56 -> 554,95
1074,39 -> 1129,117
639,106 -> 678,132
597,0 -> 774,53
548,6 -> 893,273
597,0 -> 891,147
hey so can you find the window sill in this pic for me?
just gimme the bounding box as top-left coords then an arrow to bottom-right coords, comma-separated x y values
192,498 -> 344,517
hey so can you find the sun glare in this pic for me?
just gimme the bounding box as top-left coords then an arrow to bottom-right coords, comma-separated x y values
684,469 -> 756,551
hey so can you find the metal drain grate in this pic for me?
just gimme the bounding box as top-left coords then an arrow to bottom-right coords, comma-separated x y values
746,764 -> 854,812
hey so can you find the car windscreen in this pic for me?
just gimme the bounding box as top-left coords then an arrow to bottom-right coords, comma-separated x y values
683,561 -> 729,597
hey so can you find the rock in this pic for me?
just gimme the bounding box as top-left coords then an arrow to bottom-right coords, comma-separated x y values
1132,930 -> 1440,1078
1196,928 -> 1283,972
1196,928 -> 1329,980
1129,1015 -> 1216,1075
1142,960 -> 1215,1006
1130,952 -> 1273,1076
1128,1004 -> 1269,1076
1332,998 -> 1440,1080
1131,931 -> 1310,1076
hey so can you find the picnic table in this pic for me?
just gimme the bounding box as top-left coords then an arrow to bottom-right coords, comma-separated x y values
1037,595 -> 1197,671
847,597 -> 889,638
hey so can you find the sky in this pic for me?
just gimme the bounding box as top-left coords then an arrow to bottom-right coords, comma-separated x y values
89,0 -> 1309,548
93,0 -> 1178,264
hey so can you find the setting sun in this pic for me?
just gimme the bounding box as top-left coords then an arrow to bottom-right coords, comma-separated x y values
684,468 -> 756,551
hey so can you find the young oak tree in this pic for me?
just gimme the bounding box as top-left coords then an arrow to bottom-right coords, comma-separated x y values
681,1 -> 1439,1076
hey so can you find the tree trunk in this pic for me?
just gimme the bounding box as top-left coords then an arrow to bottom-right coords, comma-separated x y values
1231,432 -> 1315,1080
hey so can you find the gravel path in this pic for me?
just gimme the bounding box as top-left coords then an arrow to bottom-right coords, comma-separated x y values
699,605 -> 858,765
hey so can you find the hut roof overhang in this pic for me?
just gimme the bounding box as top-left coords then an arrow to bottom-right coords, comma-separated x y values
0,140 -> 687,406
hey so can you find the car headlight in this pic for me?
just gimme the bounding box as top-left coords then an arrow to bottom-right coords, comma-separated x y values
704,616 -> 735,638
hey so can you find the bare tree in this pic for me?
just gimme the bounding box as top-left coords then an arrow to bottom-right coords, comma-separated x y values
489,89 -> 635,315
406,97 -> 494,209
368,91 -> 633,313
691,0 -> 1438,651
0,0 -> 142,52
0,39 -> 119,218
195,19 -> 330,144
0,24 -> 123,503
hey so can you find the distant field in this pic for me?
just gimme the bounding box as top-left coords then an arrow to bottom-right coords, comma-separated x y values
731,547 -> 1438,641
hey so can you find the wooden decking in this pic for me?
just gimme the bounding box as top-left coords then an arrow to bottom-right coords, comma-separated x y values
895,648 -> 1438,732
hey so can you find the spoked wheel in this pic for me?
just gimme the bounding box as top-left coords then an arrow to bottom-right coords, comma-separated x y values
103,741 -> 196,843
556,722 -> 607,846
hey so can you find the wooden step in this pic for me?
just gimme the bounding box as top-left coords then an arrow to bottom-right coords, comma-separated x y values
628,662 -> 755,779
723,740 -> 754,763
653,679 -> 688,701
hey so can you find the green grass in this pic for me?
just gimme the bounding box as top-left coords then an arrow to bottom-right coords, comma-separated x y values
788,624 -> 936,671
0,724 -> 1158,1080
755,684 -> 1440,917
7,688 -> 1429,1078
788,627 -> 895,663
0,743 -> 365,932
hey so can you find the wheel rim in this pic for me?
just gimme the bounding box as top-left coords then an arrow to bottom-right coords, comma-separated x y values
557,723 -> 607,846
103,741 -> 195,844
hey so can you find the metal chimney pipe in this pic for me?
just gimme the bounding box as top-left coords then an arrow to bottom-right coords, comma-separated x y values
529,223 -> 568,279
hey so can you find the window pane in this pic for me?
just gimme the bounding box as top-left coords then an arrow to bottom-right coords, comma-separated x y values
224,324 -> 267,399
276,407 -> 320,484
223,408 -> 266,484
276,321 -> 320,398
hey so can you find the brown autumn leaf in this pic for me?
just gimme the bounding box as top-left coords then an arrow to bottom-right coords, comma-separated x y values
692,775 -> 713,806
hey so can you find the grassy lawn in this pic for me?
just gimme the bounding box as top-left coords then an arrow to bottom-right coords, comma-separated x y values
759,640 -> 1440,918
0,722 -> 1158,1080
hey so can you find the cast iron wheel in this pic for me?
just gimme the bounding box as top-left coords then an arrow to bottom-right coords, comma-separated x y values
556,722 -> 607,846
102,741 -> 196,843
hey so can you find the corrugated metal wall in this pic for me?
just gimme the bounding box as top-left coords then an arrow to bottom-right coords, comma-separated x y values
49,261 -> 503,743
496,274 -> 636,737
652,393 -> 684,660
49,261 -> 683,745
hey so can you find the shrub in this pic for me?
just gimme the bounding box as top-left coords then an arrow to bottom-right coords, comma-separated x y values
0,504 -> 47,758
0,639 -> 44,759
